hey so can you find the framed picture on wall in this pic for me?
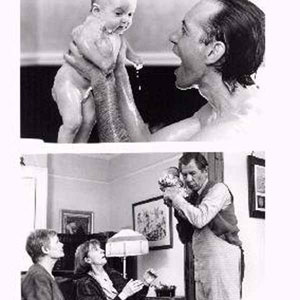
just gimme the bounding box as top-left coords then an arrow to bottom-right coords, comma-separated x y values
60,209 -> 94,234
132,196 -> 173,250
247,155 -> 265,219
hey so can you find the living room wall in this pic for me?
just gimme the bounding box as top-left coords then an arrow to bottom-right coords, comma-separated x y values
109,152 -> 266,299
46,154 -> 112,232
23,152 -> 265,299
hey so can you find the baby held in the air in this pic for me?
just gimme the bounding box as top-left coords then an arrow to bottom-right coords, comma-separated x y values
52,0 -> 142,143
158,167 -> 189,199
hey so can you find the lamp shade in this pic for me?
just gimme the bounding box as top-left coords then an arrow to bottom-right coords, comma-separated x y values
105,229 -> 149,257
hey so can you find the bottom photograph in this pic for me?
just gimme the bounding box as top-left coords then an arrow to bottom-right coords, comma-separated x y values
20,152 -> 265,300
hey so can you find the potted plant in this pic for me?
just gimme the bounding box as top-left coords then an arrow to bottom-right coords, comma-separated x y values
154,282 -> 176,297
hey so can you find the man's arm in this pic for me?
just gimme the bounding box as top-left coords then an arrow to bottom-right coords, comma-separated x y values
72,21 -> 115,75
92,73 -> 131,142
66,39 -> 201,142
165,183 -> 231,229
174,209 -> 194,244
114,40 -> 201,142
113,61 -> 151,142
64,42 -> 131,142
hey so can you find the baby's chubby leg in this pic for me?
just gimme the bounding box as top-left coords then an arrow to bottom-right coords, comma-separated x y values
52,82 -> 84,143
73,93 -> 96,143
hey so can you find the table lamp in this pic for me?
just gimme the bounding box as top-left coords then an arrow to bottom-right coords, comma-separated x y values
105,229 -> 149,278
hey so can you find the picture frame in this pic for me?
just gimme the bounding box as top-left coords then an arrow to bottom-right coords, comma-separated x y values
132,196 -> 173,250
60,209 -> 94,234
247,155 -> 265,219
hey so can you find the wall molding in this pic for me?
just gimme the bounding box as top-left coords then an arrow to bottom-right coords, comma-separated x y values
48,153 -> 180,185
48,173 -> 110,185
21,166 -> 48,229
110,153 -> 180,183
21,51 -> 181,66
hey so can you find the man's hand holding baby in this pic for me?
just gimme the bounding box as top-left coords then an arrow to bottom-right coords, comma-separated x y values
70,25 -> 116,76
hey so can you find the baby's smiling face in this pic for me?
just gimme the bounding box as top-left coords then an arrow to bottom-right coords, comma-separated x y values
99,0 -> 137,34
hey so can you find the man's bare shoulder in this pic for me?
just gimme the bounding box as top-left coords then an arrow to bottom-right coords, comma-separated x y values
193,103 -> 216,127
151,115 -> 201,141
191,122 -> 229,141
191,118 -> 258,142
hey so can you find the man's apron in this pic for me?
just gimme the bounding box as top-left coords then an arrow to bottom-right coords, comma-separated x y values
193,226 -> 241,300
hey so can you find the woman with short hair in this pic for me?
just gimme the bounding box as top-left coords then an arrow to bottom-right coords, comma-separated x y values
21,229 -> 65,300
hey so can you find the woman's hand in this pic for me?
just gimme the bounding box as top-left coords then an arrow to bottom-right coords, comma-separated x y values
119,279 -> 144,299
143,268 -> 158,286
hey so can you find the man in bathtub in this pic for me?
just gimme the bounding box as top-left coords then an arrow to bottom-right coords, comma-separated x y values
65,0 -> 265,142
52,0 -> 142,143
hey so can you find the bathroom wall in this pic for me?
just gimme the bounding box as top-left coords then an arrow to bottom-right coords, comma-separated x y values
21,0 -> 89,59
21,0 -> 200,65
21,0 -> 266,64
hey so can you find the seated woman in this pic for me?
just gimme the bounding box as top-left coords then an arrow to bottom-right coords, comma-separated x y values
21,229 -> 65,300
74,239 -> 156,300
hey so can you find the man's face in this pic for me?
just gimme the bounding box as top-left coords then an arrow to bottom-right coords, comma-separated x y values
169,0 -> 222,89
102,0 -> 137,34
45,235 -> 64,259
86,244 -> 107,266
180,159 -> 208,192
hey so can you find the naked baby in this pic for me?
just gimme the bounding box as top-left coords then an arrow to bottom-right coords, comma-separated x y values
158,167 -> 189,204
52,0 -> 142,143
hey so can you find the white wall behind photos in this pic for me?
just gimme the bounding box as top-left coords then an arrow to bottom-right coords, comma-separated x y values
224,152 -> 265,300
22,152 -> 265,299
47,154 -> 112,232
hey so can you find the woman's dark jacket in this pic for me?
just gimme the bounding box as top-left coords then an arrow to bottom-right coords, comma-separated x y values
75,266 -> 148,300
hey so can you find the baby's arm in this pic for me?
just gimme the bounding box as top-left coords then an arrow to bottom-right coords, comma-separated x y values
72,21 -> 115,75
122,37 -> 143,70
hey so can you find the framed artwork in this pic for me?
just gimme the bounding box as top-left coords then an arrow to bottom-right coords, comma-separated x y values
132,196 -> 173,250
247,155 -> 265,219
60,209 -> 94,234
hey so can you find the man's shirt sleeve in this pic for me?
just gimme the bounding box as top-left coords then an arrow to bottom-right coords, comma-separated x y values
172,183 -> 231,229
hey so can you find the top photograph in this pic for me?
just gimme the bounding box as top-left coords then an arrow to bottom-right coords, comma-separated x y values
21,0 -> 265,143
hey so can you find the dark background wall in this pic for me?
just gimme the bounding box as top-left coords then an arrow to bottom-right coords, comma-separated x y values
21,66 -> 205,143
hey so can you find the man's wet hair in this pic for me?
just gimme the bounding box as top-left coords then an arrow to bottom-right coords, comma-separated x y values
203,0 -> 265,91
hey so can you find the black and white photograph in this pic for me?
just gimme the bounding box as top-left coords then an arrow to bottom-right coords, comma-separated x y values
19,152 -> 265,300
133,196 -> 173,250
247,155 -> 265,219
61,209 -> 94,234
21,0 -> 265,143
8,0 -> 300,299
